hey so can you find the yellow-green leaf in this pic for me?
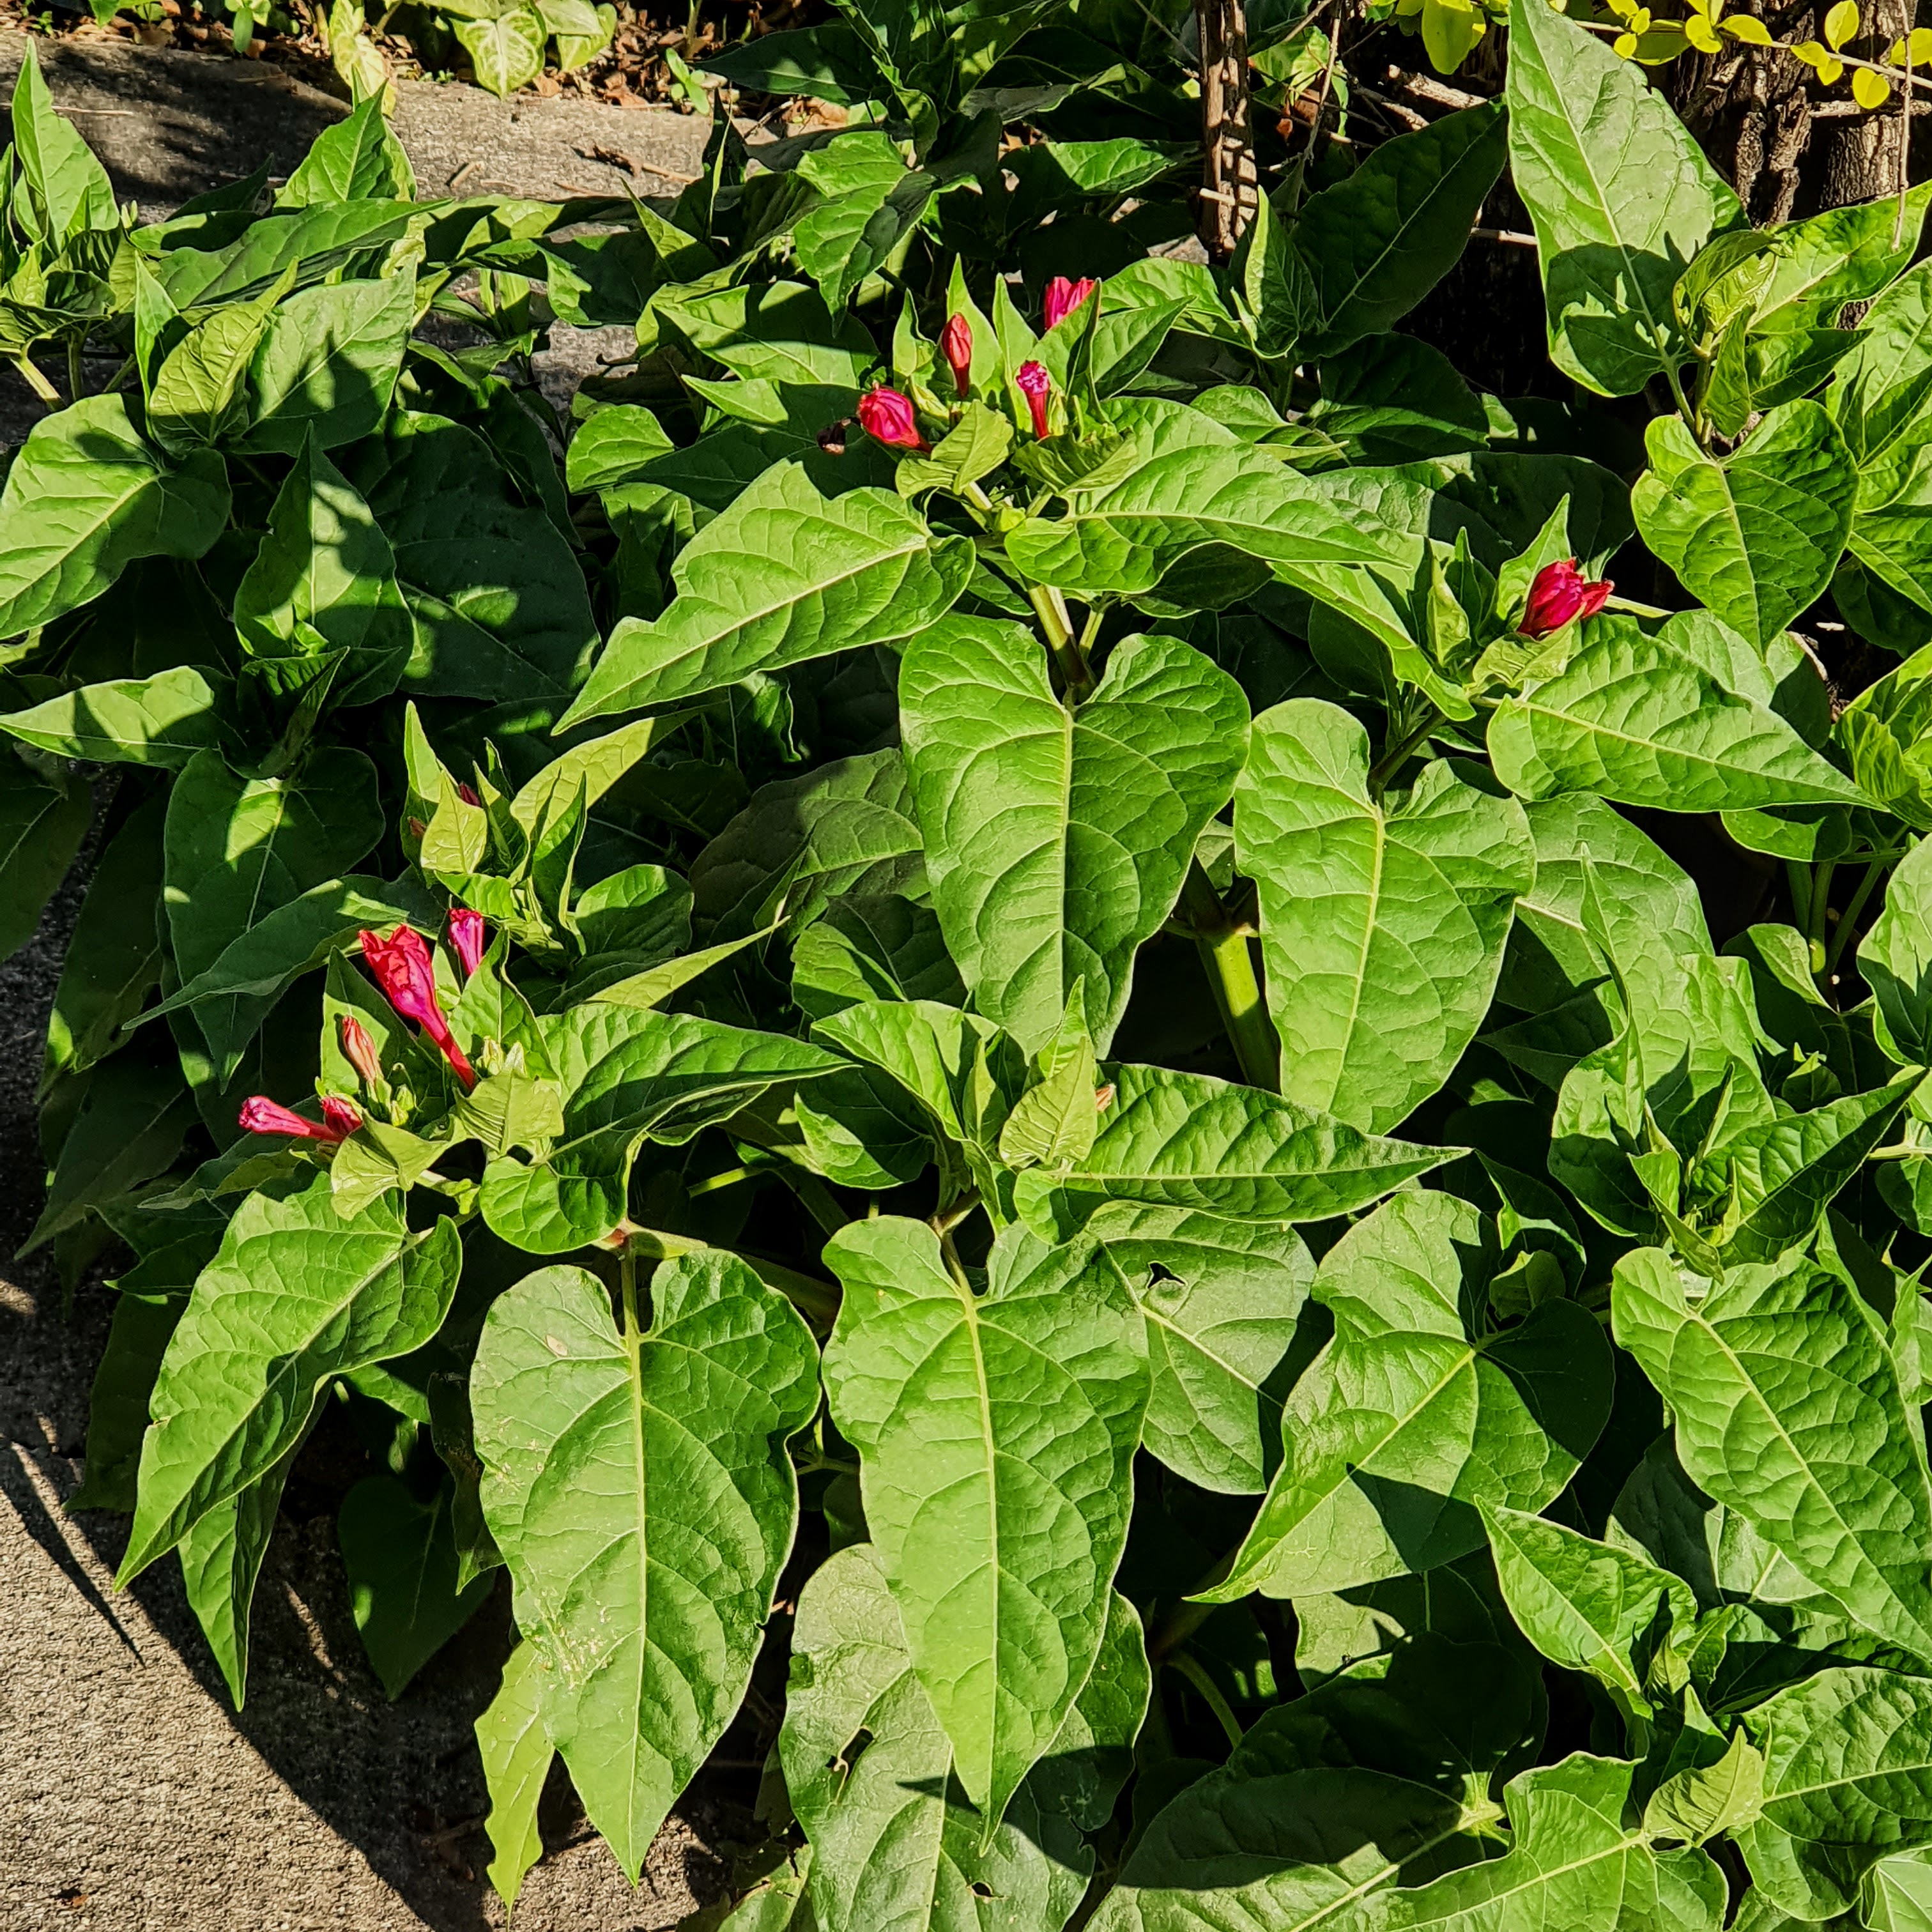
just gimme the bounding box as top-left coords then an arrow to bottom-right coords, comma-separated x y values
1854,66 -> 1892,106
1825,0 -> 1860,47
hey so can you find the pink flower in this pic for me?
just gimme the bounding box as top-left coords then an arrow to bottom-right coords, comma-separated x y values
1016,361 -> 1052,438
857,385 -> 928,453
358,924 -> 477,1089
1043,276 -> 1098,331
1521,558 -> 1613,638
448,907 -> 486,979
238,1095 -> 355,1144
338,1015 -> 383,1086
940,313 -> 973,398
456,782 -> 481,806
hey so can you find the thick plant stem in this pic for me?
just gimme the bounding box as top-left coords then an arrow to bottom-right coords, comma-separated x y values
1181,860 -> 1278,1091
67,336 -> 85,403
1809,857 -> 1837,979
12,353 -> 58,406
619,1244 -> 642,1344
1367,705 -> 1441,797
1027,581 -> 1090,698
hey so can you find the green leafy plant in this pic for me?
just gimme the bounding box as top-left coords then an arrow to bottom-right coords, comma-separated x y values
23,6 -> 1932,1926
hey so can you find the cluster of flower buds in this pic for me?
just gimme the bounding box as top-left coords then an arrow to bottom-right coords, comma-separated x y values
238,908 -> 488,1142
1520,558 -> 1613,639
861,275 -> 1098,454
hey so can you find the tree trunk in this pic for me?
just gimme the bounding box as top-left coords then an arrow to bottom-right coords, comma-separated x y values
1667,0 -> 1912,220
1197,0 -> 1259,259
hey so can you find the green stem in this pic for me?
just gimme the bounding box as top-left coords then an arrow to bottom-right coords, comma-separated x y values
601,1222 -> 841,1330
1367,704 -> 1439,796
742,1257 -> 841,1330
686,1164 -> 756,1197
619,1243 -> 641,1344
1825,857 -> 1891,979
1809,857 -> 1837,981
1146,1547 -> 1236,1663
1027,581 -> 1091,699
785,1170 -> 850,1238
12,353 -> 59,407
66,335 -> 84,403
1661,350 -> 1699,440
1167,1651 -> 1244,1751
1076,601 -> 1105,661
1786,859 -> 1813,937
1180,861 -> 1278,1092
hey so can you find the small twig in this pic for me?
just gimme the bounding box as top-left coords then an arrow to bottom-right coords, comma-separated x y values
1391,69 -> 1486,111
1356,84 -> 1428,130
446,157 -> 482,190
1813,95 -> 1932,112
1472,226 -> 1538,247
57,107 -> 138,117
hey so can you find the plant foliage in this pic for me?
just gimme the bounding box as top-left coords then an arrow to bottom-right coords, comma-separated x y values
17,6 -> 1932,1925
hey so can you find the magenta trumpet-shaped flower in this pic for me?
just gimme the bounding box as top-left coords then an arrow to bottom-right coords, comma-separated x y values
1016,360 -> 1052,438
358,924 -> 477,1089
856,385 -> 929,452
940,313 -> 973,398
239,1094 -> 360,1143
1521,558 -> 1612,638
448,907 -> 486,979
1043,275 -> 1098,330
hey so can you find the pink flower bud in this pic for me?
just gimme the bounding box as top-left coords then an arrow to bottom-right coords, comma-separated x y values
320,1095 -> 364,1137
1016,360 -> 1052,439
339,1015 -> 383,1086
940,313 -> 973,398
1521,558 -> 1613,639
856,385 -> 929,453
238,1096 -> 353,1144
1043,275 -> 1098,331
448,907 -> 486,979
456,782 -> 481,806
358,924 -> 477,1089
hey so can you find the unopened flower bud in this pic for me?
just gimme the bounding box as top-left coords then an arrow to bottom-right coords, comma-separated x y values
940,313 -> 973,397
856,385 -> 929,452
339,1014 -> 383,1086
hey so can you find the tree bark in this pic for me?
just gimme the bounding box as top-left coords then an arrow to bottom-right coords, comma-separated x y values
1197,0 -> 1259,259
1667,0 -> 1912,220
